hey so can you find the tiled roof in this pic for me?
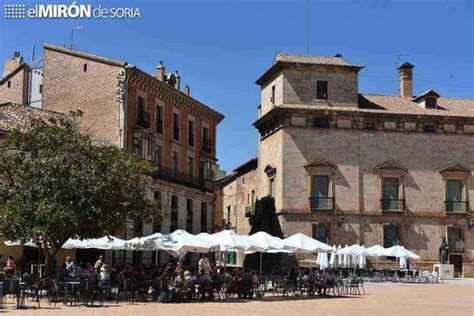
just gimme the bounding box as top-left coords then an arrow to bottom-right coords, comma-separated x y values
256,94 -> 474,123
44,44 -> 127,67
256,53 -> 364,85
274,53 -> 361,67
0,103 -> 63,133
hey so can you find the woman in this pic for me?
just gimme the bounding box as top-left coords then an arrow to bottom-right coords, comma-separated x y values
4,256 -> 16,278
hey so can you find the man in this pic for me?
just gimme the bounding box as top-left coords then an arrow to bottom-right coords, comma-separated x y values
94,255 -> 104,274
198,253 -> 213,274
65,256 -> 75,272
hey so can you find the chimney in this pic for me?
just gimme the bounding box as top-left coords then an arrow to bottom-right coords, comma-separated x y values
3,51 -> 23,78
174,70 -> 181,90
184,84 -> 190,96
156,60 -> 165,81
398,62 -> 414,98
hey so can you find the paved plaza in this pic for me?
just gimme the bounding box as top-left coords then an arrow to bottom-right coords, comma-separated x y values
3,280 -> 473,315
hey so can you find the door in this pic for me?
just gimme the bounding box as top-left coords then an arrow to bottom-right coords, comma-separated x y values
382,178 -> 399,210
312,175 -> 330,210
446,180 -> 462,212
449,255 -> 463,278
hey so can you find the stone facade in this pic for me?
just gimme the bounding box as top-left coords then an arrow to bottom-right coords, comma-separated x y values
238,53 -> 474,277
0,63 -> 29,105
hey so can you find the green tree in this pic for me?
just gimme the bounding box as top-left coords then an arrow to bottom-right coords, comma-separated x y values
0,111 -> 158,272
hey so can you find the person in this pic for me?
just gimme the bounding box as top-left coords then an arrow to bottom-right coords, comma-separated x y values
288,267 -> 298,286
20,256 -> 29,275
4,256 -> 16,277
99,264 -> 111,285
320,268 -> 334,296
94,255 -> 104,274
251,269 -> 259,288
198,268 -> 213,300
184,270 -> 194,288
198,254 -> 213,274
65,256 -> 75,273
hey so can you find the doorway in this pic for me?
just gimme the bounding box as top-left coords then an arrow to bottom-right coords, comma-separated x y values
449,254 -> 463,278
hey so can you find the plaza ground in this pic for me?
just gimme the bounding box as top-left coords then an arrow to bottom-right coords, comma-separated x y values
4,279 -> 474,315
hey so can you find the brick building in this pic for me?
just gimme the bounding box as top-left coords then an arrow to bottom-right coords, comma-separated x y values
1,44 -> 224,265
222,53 -> 474,277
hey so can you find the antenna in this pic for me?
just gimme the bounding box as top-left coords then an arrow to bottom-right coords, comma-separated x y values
306,0 -> 310,55
70,25 -> 84,50
396,52 -> 410,67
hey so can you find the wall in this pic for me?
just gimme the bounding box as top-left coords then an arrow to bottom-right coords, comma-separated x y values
260,73 -> 283,116
42,49 -> 123,145
0,67 -> 28,105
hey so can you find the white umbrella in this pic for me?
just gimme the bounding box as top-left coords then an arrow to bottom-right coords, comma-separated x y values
384,245 -> 420,259
72,236 -> 126,250
283,233 -> 333,253
124,233 -> 163,250
399,256 -> 408,269
358,254 -> 367,269
366,245 -> 387,257
198,230 -> 259,252
147,229 -> 219,258
319,252 -> 329,269
342,245 -> 349,268
337,245 -> 343,267
329,244 -> 337,268
337,244 -> 369,256
244,232 -> 295,254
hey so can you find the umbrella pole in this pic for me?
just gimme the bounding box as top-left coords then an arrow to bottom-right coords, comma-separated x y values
224,250 -> 227,275
155,250 -> 158,266
259,252 -> 263,282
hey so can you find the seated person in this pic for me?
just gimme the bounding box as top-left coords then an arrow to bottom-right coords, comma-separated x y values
320,268 -> 334,295
4,256 -> 16,278
198,268 -> 214,300
99,264 -> 111,285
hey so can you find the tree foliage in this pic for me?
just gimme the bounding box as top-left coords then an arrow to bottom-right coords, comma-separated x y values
0,111 -> 157,268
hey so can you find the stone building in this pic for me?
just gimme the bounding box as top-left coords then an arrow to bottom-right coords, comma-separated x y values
225,53 -> 474,277
1,44 -> 224,266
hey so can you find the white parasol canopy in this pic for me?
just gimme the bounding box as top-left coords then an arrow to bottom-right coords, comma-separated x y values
318,252 -> 329,269
329,244 -> 337,268
145,229 -> 219,258
336,244 -> 369,256
283,233 -> 334,253
384,245 -> 420,259
365,245 -> 387,257
71,236 -> 126,250
124,233 -> 163,250
197,230 -> 259,252
244,231 -> 295,254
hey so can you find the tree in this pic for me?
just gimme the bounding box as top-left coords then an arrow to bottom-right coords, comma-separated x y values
0,111 -> 158,272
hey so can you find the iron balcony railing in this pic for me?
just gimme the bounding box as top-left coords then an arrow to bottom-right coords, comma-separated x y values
380,199 -> 406,211
136,112 -> 151,128
445,201 -> 470,213
151,167 -> 214,192
309,197 -> 334,211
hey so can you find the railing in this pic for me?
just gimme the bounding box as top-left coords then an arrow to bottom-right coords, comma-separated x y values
309,197 -> 334,211
448,242 -> 465,253
136,112 -> 151,128
380,199 -> 406,211
202,139 -> 213,154
151,167 -> 214,192
445,201 -> 470,213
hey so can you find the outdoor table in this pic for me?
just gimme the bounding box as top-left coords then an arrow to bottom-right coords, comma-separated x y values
59,281 -> 80,305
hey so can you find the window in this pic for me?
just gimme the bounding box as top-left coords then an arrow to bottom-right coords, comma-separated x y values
202,127 -> 209,152
39,84 -> 43,94
271,85 -> 275,104
133,137 -> 142,156
316,81 -> 328,100
381,178 -> 402,211
365,121 -> 376,130
170,195 -> 178,232
153,191 -> 162,233
200,161 -> 209,180
423,123 -> 436,133
313,117 -> 330,128
186,199 -> 193,233
187,156 -> 194,176
155,145 -> 163,168
310,175 -> 333,210
383,224 -> 399,248
83,63 -> 87,72
155,105 -> 163,134
268,177 -> 275,197
425,97 -> 436,109
171,151 -> 178,176
200,202 -> 208,233
313,223 -> 329,243
188,120 -> 195,147
446,180 -> 464,212
173,113 -> 180,141
7,81 -> 11,88
447,227 -> 464,252
137,96 -> 145,119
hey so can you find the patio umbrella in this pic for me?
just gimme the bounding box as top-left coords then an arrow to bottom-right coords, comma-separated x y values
198,230 -> 259,252
71,236 -> 126,250
342,245 -> 349,268
399,256 -> 408,269
366,245 -> 387,269
319,252 -> 329,269
337,245 -> 343,267
145,230 -> 219,259
329,245 -> 337,268
124,233 -> 163,250
283,233 -> 333,253
383,245 -> 420,260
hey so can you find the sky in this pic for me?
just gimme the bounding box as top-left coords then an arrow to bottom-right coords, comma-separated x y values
0,0 -> 473,173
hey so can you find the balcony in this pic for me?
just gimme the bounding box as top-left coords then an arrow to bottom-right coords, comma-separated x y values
310,197 -> 334,211
151,166 -> 214,192
381,199 -> 406,212
136,112 -> 151,128
445,201 -> 470,213
202,139 -> 213,154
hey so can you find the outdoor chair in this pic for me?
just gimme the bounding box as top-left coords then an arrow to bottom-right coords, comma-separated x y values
78,278 -> 96,306
3,279 -> 22,308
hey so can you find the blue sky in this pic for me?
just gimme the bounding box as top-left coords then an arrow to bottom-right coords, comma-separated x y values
1,0 -> 473,172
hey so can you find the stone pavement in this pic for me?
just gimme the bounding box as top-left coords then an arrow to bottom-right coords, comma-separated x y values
3,280 -> 474,315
